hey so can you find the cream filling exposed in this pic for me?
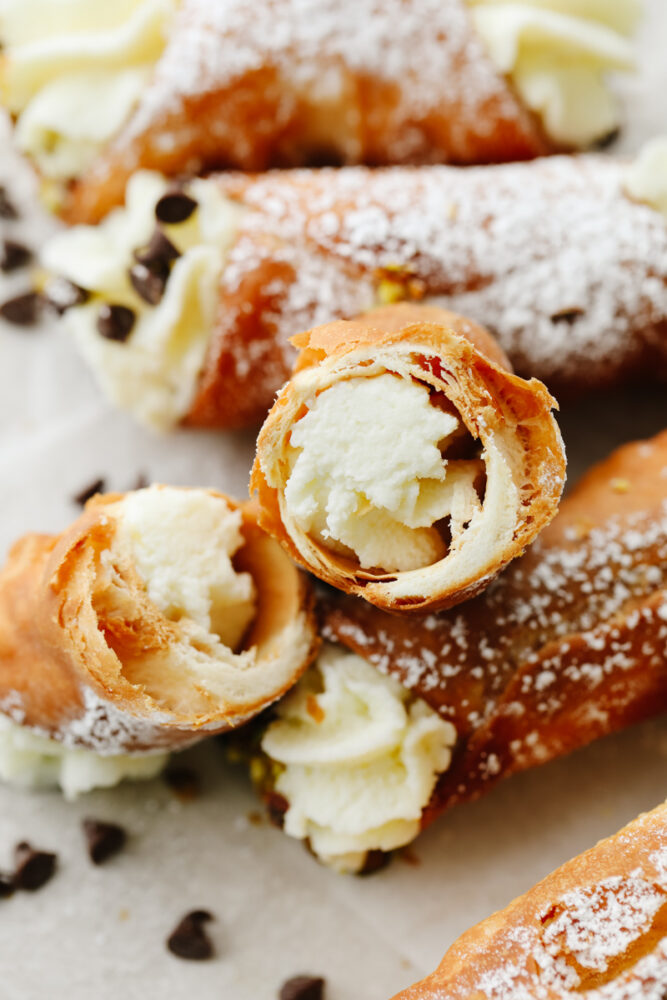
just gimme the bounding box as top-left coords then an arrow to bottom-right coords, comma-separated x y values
0,0 -> 174,178
41,172 -> 242,430
0,714 -> 167,800
283,373 -> 483,573
111,487 -> 259,706
469,0 -> 639,147
624,137 -> 667,218
261,644 -> 457,875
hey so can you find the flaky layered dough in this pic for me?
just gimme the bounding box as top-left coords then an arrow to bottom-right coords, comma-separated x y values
0,491 -> 318,753
324,431 -> 667,826
394,802 -> 667,1000
63,0 -> 549,225
251,304 -> 565,614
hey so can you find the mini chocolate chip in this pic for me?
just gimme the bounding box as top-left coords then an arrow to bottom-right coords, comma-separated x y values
82,819 -> 127,865
265,791 -> 289,828
45,278 -> 90,315
164,765 -> 200,801
594,127 -> 621,150
0,873 -> 14,899
72,477 -> 106,507
13,842 -> 57,891
279,975 -> 325,1000
132,472 -> 149,490
134,228 -> 180,268
167,910 -> 214,960
358,849 -> 391,876
1,240 -> 32,273
155,190 -> 197,225
0,291 -> 42,326
0,186 -> 18,220
128,260 -> 169,305
550,307 -> 584,325
97,303 -> 136,342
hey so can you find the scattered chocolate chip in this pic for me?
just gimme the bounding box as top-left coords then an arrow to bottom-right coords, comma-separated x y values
164,765 -> 200,802
96,303 -> 136,342
0,291 -> 42,326
0,873 -> 14,899
167,910 -> 214,961
358,849 -> 391,876
1,240 -> 32,273
594,127 -> 621,150
13,842 -> 57,891
279,975 -> 325,1000
550,307 -> 584,325
0,186 -> 18,220
134,228 -> 180,268
72,477 -> 106,507
45,277 -> 90,315
82,819 -> 127,865
132,472 -> 149,490
155,190 -> 197,225
128,260 -> 169,305
265,791 -> 289,828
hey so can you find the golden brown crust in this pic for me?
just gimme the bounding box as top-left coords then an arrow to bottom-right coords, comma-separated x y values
393,802 -> 667,1000
62,0 -> 550,224
323,431 -> 667,821
251,304 -> 565,614
0,489 -> 319,753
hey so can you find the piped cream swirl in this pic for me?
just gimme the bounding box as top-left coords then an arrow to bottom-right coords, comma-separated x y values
469,0 -> 639,147
261,644 -> 457,874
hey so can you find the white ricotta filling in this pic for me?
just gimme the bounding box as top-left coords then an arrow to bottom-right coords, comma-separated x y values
0,714 -> 167,800
469,0 -> 638,147
114,487 -> 258,685
624,137 -> 667,218
261,644 -> 457,874
41,171 -> 242,430
0,0 -> 174,178
283,373 -> 482,573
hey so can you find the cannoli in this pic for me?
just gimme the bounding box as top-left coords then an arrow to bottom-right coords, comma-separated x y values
41,147 -> 667,430
252,431 -> 667,873
0,485 -> 317,797
251,304 -> 565,614
393,801 -> 667,1000
0,0 -> 638,222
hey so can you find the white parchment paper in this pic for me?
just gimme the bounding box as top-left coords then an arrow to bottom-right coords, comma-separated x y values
0,6 -> 666,997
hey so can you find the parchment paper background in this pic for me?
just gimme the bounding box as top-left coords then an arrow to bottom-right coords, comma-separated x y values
0,6 -> 666,996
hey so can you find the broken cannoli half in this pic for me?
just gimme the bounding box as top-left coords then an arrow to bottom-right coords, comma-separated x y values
251,304 -> 566,614
0,485 -> 318,798
39,146 -> 667,428
250,431 -> 667,873
0,0 -> 638,220
393,800 -> 667,1000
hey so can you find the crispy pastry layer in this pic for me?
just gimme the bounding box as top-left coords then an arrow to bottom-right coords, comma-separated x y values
251,304 -> 565,614
63,0 -> 550,224
393,802 -> 667,1000
323,430 -> 667,821
0,489 -> 318,753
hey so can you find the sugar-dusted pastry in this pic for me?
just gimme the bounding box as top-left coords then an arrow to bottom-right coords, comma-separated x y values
0,0 -> 638,221
251,304 -> 565,614
252,431 -> 667,873
41,149 -> 667,430
393,801 -> 667,1000
0,485 -> 317,798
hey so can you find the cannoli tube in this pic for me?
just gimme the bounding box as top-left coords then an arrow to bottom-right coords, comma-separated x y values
251,304 -> 566,614
0,486 -> 318,757
393,800 -> 667,1000
1,0 -> 638,221
41,149 -> 667,431
254,432 -> 667,872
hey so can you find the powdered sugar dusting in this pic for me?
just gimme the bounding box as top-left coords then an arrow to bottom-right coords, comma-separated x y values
212,155 -> 667,414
